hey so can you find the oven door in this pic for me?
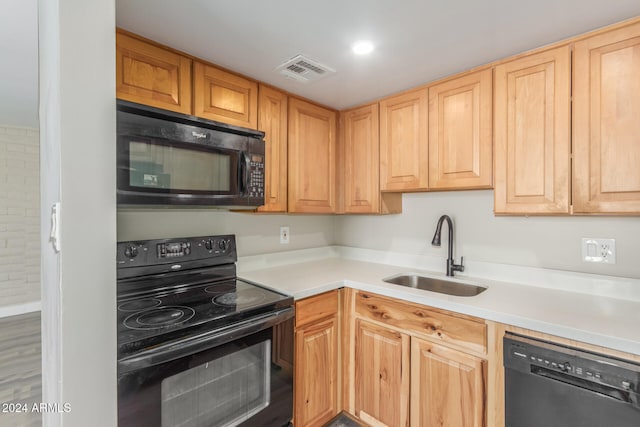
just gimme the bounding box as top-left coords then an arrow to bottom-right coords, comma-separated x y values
118,308 -> 294,427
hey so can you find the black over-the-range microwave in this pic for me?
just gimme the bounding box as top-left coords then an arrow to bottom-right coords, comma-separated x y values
116,100 -> 265,208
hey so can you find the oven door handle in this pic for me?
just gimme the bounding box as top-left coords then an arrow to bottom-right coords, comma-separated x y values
118,307 -> 294,374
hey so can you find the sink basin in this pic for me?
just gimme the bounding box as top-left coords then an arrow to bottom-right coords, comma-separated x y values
383,274 -> 487,297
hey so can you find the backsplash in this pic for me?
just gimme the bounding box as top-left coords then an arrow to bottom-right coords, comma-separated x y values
335,191 -> 640,279
118,191 -> 640,279
117,210 -> 335,257
0,125 -> 40,307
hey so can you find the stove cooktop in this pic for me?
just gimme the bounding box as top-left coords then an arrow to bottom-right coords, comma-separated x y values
117,278 -> 292,358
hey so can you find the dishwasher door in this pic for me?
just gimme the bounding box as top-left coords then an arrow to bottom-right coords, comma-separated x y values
504,333 -> 640,427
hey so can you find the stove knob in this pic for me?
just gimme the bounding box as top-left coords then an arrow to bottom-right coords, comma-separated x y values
218,240 -> 228,251
124,245 -> 138,258
204,240 -> 213,250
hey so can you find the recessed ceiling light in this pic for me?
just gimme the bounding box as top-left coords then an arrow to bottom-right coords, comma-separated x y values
352,40 -> 374,55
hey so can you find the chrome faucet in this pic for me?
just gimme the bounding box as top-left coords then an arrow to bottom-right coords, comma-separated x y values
431,214 -> 464,277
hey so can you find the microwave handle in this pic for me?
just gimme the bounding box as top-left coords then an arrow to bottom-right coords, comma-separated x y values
239,152 -> 250,194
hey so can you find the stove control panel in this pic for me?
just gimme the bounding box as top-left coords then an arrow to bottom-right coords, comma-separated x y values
157,242 -> 191,258
117,235 -> 237,274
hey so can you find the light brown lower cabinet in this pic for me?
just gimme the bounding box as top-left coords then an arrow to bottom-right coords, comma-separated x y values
354,319 -> 410,427
296,288 -> 640,427
411,338 -> 486,427
294,291 -> 340,427
344,290 -> 488,427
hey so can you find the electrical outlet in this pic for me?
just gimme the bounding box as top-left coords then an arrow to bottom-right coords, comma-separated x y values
280,226 -> 290,244
581,238 -> 616,264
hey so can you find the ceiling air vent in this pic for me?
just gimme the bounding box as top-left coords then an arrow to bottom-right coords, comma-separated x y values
276,54 -> 335,83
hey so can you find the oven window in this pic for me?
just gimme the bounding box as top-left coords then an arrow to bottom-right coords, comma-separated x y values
161,340 -> 271,427
129,141 -> 231,192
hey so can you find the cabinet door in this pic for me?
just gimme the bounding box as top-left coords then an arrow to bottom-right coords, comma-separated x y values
116,32 -> 192,114
341,104 -> 381,213
573,21 -> 640,213
193,62 -> 258,128
379,89 -> 429,191
354,320 -> 409,427
295,317 -> 339,427
494,46 -> 571,214
257,85 -> 288,212
411,338 -> 485,427
288,98 -> 337,213
428,68 -> 493,190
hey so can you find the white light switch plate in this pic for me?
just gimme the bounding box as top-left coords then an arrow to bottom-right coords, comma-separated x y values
581,238 -> 616,264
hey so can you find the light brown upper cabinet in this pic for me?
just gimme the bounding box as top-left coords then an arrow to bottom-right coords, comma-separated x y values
288,98 -> 337,213
340,104 -> 402,214
116,32 -> 192,114
573,21 -> 640,214
257,85 -> 288,212
494,46 -> 571,214
193,62 -> 258,129
428,68 -> 493,190
379,89 -> 429,192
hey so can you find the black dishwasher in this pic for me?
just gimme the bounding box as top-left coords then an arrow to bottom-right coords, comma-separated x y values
504,333 -> 640,427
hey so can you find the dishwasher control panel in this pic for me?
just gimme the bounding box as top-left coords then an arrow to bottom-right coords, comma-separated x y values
505,333 -> 640,393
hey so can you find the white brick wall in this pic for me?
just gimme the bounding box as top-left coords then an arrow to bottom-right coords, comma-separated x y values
0,125 -> 40,307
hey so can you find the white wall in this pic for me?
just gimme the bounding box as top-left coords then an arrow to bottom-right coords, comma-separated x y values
118,190 -> 640,279
0,126 -> 40,306
117,211 -> 335,256
335,191 -> 640,279
39,0 -> 116,425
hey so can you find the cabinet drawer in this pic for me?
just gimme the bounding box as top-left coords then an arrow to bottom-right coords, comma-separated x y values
295,290 -> 339,328
355,291 -> 486,354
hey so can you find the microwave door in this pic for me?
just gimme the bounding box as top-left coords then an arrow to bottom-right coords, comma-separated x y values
116,100 -> 265,207
117,136 -> 242,206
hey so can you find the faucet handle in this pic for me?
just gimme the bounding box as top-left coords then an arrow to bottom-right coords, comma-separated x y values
454,256 -> 465,273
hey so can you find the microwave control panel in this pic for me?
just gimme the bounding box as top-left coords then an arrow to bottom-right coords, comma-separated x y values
248,154 -> 265,199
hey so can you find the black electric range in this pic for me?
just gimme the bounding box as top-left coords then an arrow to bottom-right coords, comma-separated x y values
116,234 -> 293,359
116,234 -> 295,427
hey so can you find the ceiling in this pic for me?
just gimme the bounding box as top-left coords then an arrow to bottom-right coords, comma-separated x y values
3,1 -> 640,128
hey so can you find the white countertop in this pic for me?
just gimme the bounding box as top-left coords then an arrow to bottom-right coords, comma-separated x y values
238,246 -> 640,356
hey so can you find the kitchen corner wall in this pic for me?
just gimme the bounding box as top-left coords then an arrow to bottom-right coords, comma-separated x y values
335,191 -> 640,279
117,210 -> 335,256
0,125 -> 40,306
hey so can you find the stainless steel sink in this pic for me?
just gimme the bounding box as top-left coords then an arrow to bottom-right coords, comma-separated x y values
383,274 -> 487,297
